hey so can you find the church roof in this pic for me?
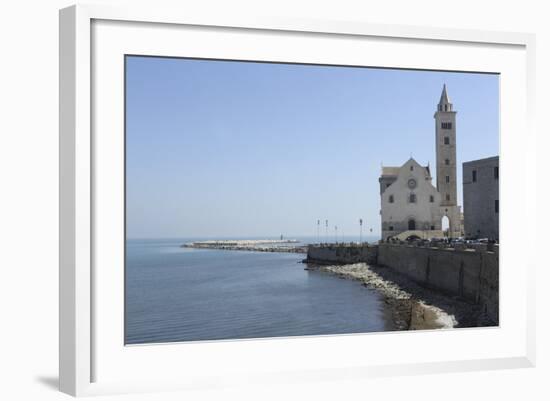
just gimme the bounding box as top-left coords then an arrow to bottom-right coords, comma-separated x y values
381,159 -> 430,178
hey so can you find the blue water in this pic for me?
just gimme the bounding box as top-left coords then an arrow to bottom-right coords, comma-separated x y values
125,238 -> 392,344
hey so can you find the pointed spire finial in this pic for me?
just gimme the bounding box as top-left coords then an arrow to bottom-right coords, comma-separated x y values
438,84 -> 452,111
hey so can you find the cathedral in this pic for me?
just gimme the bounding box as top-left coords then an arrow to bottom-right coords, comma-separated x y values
379,85 -> 462,240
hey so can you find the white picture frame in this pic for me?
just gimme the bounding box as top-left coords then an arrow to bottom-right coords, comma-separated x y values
59,4 -> 536,397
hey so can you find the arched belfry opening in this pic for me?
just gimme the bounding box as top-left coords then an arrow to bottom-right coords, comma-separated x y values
441,215 -> 450,237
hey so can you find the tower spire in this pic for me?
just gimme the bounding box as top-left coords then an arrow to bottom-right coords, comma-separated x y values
434,83 -> 457,206
438,84 -> 453,112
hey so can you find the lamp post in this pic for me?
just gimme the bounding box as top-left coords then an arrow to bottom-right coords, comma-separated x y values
325,220 -> 328,243
317,219 -> 320,244
359,218 -> 363,244
335,225 -> 338,244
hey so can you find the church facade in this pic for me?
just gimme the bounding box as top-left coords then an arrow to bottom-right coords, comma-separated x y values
379,85 -> 462,240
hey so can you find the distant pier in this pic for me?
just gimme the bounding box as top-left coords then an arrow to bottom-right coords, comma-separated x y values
181,239 -> 308,254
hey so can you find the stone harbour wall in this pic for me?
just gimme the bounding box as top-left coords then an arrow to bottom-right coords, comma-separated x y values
306,242 -> 498,324
306,244 -> 378,265
377,243 -> 498,324
478,250 -> 499,321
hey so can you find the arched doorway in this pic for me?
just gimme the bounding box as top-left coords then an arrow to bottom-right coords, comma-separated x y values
406,235 -> 421,241
408,219 -> 416,230
441,215 -> 450,237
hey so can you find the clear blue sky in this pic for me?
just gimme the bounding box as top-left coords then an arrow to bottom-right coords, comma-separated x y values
126,56 -> 499,239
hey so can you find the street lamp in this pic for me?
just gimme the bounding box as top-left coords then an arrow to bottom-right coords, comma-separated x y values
316,219 -> 320,244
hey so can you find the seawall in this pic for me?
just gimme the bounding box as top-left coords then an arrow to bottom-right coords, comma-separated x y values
305,244 -> 378,265
306,263 -> 458,330
377,243 -> 498,323
305,242 -> 498,324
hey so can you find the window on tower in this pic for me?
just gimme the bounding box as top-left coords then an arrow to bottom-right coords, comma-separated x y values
441,122 -> 453,129
445,175 -> 450,183
389,195 -> 394,203
446,194 -> 450,201
444,136 -> 450,145
494,166 -> 499,179
495,199 -> 499,213
429,195 -> 434,203
472,170 -> 477,182
409,193 -> 417,203
445,159 -> 450,165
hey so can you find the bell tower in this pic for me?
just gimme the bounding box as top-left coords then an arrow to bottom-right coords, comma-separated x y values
434,84 -> 457,207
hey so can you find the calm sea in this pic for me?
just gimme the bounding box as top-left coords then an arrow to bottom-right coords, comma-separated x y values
125,237 -> 393,344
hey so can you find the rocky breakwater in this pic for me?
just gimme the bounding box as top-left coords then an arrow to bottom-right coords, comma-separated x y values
304,263 -> 490,330
182,239 -> 308,254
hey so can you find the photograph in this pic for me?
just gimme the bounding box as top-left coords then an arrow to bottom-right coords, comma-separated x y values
124,55 -> 500,345
1,0 -> 544,399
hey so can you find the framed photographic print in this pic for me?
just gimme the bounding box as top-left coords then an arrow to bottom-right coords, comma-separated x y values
59,4 -> 536,397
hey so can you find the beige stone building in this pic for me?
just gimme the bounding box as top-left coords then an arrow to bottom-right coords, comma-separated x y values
462,156 -> 499,240
379,85 -> 462,240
